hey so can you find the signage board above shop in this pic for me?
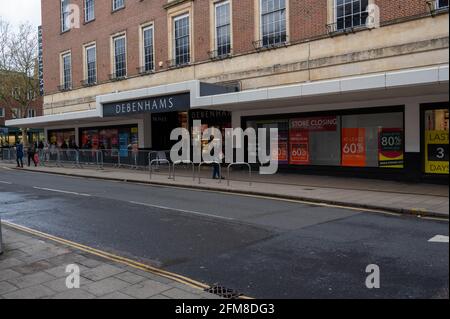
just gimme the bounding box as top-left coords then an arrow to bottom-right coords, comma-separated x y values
102,93 -> 191,117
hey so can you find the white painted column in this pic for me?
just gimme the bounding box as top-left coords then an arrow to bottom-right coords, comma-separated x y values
404,102 -> 421,153
138,119 -> 145,149
74,126 -> 80,147
143,114 -> 152,149
232,111 -> 241,129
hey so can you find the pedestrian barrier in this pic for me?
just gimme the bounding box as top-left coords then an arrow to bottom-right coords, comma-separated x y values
227,162 -> 252,187
0,217 -> 3,255
172,160 -> 196,181
149,158 -> 172,180
198,161 -> 222,184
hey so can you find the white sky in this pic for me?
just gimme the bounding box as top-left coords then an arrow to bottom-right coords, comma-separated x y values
0,0 -> 42,29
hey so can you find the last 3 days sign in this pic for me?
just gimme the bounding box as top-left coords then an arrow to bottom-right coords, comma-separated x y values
425,130 -> 449,175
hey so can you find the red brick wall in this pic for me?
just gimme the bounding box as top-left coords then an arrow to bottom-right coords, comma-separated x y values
290,0 -> 328,42
376,0 -> 429,22
0,97 -> 43,126
42,0 -> 433,95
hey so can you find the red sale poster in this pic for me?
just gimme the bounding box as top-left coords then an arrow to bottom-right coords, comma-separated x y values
289,130 -> 310,165
341,128 -> 366,167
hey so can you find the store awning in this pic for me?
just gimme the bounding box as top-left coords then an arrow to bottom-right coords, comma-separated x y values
6,64 -> 449,128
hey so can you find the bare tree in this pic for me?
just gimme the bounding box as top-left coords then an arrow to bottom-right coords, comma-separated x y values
0,18 -> 39,145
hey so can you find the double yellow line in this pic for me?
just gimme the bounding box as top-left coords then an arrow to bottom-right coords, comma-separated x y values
3,220 -> 251,298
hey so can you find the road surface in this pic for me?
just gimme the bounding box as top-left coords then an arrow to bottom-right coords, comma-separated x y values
0,166 -> 448,298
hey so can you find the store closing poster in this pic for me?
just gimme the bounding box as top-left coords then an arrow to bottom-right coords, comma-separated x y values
378,128 -> 404,168
289,116 -> 337,165
342,128 -> 366,167
425,130 -> 449,174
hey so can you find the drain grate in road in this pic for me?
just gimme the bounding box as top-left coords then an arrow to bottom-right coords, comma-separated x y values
205,285 -> 243,299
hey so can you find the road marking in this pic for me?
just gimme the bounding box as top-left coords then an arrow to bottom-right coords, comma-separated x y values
129,201 -> 235,221
33,186 -> 91,197
0,181 -> 12,184
1,220 -> 252,299
1,166 -> 12,170
428,235 -> 449,243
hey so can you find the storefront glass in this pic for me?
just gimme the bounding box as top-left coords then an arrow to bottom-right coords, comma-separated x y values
80,125 -> 138,156
341,112 -> 404,168
48,129 -> 76,147
424,107 -> 449,175
190,110 -> 231,156
246,110 -> 404,169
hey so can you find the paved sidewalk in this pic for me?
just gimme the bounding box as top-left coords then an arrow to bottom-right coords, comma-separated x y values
0,223 -> 220,299
2,163 -> 448,218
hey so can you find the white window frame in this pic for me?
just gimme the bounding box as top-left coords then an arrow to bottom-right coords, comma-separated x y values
141,24 -> 155,72
84,0 -> 95,22
112,0 -> 125,11
214,0 -> 232,56
12,108 -> 21,119
173,13 -> 191,65
61,52 -> 72,90
61,0 -> 70,32
27,109 -> 36,118
259,0 -> 288,46
84,43 -> 97,84
334,0 -> 370,31
436,0 -> 449,9
112,34 -> 127,78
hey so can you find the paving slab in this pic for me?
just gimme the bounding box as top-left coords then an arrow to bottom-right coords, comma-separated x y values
0,225 -> 215,299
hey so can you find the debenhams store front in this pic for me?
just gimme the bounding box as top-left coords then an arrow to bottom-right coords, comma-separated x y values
6,66 -> 449,183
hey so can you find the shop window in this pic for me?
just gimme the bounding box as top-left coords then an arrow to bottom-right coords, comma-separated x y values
424,108 -> 449,175
289,116 -> 341,166
341,112 -> 404,168
252,120 -> 289,164
80,126 -> 138,156
48,129 -> 76,148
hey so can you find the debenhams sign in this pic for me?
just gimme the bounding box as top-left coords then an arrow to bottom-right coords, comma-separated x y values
103,93 -> 190,117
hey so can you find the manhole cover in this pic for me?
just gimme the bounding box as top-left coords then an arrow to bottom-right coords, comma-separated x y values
205,285 -> 242,299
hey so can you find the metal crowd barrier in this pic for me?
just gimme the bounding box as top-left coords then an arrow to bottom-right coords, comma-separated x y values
149,159 -> 172,180
172,160 -> 196,181
198,161 -> 222,184
0,217 -> 3,255
1,148 -> 15,163
227,162 -> 252,187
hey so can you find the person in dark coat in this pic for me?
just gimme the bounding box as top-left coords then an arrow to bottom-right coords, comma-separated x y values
27,142 -> 37,167
16,142 -> 24,168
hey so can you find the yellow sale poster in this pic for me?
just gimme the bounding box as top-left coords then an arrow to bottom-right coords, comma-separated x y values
425,130 -> 449,175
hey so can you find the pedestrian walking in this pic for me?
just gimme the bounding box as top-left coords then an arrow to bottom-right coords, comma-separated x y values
27,142 -> 38,167
15,141 -> 24,168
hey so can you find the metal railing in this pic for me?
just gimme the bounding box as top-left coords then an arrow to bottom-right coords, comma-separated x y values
0,217 -> 3,255
198,161 -> 222,185
149,158 -> 172,180
227,162 -> 252,187
172,160 -> 196,182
